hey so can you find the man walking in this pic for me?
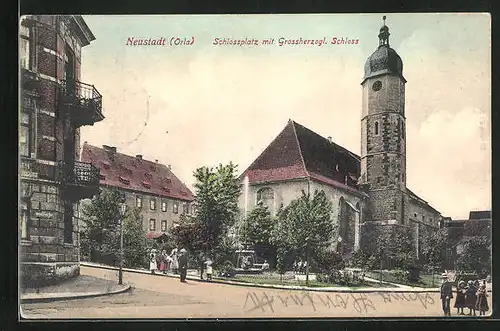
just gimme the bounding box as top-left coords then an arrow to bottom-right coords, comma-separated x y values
440,273 -> 453,316
178,248 -> 188,283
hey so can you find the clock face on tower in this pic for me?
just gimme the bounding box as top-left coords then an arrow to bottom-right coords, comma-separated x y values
372,80 -> 382,91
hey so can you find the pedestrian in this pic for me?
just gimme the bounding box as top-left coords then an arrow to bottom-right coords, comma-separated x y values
292,260 -> 297,274
204,257 -> 213,281
170,248 -> 179,274
199,252 -> 205,280
440,273 -> 453,316
261,260 -> 270,271
476,283 -> 489,316
149,249 -> 158,275
178,248 -> 188,283
454,280 -> 466,315
159,250 -> 167,274
465,280 -> 478,316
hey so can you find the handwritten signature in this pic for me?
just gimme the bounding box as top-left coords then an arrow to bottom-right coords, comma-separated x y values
243,291 -> 434,314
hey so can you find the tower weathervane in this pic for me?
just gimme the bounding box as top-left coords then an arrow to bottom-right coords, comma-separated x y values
383,15 -> 386,26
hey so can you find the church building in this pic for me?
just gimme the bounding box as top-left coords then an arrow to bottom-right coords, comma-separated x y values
238,18 -> 442,259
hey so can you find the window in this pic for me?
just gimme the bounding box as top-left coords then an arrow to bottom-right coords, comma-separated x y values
183,203 -> 189,214
161,220 -> 167,232
136,196 -> 142,208
20,112 -> 33,157
256,187 -> 274,213
150,198 -> 156,210
20,206 -> 28,240
374,121 -> 379,135
161,201 -> 167,212
20,24 -> 30,70
413,212 -> 417,218
191,204 -> 196,214
422,215 -> 425,222
149,219 -> 156,231
173,202 -> 179,214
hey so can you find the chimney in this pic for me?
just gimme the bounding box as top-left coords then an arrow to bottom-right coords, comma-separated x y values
155,159 -> 158,163
168,165 -> 171,170
84,141 -> 88,145
136,154 -> 142,159
103,145 -> 117,153
327,136 -> 333,143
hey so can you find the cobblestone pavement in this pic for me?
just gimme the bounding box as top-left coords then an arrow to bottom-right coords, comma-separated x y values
20,266 -> 493,319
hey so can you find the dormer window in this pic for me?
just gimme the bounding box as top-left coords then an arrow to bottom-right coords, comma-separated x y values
101,161 -> 110,170
145,173 -> 153,180
141,181 -> 151,189
161,186 -> 170,193
150,165 -> 156,172
118,176 -> 130,185
99,174 -> 106,180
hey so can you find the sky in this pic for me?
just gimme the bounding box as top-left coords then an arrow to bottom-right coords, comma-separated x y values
79,13 -> 491,220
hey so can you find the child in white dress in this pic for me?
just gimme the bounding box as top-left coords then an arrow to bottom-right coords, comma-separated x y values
204,258 -> 213,280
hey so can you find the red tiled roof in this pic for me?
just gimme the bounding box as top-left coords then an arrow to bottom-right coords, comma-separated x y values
241,119 -> 363,194
81,143 -> 194,201
146,232 -> 167,239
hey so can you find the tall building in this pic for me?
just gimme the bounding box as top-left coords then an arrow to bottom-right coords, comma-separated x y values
238,18 -> 442,260
80,144 -> 195,237
19,15 -> 103,285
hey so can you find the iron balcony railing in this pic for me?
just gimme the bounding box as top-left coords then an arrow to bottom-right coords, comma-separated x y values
58,160 -> 100,187
60,80 -> 104,123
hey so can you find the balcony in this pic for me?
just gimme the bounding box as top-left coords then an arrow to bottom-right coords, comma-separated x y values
60,80 -> 104,127
58,161 -> 101,201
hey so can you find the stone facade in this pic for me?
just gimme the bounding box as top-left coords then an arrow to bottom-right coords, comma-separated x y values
239,177 -> 365,255
20,15 -> 102,286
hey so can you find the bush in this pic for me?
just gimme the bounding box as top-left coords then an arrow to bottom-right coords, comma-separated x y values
392,268 -> 409,283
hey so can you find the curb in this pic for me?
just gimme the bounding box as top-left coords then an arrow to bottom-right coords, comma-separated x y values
80,262 -> 447,293
21,284 -> 131,303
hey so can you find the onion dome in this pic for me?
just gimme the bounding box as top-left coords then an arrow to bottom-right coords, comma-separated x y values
362,16 -> 405,83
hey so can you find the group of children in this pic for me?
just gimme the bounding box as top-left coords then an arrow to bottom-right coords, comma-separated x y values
453,279 -> 489,316
149,248 -> 180,274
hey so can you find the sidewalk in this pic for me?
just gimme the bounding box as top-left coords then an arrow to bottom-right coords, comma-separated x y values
21,274 -> 131,303
80,262 -> 444,293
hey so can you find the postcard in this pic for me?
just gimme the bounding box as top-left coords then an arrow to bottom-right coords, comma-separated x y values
19,13 -> 491,319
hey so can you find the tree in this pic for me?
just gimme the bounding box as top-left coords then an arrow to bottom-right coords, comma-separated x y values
80,189 -> 151,269
357,224 -> 415,271
122,207 -> 151,268
456,236 -> 491,274
80,189 -> 123,262
240,202 -> 274,246
271,190 -> 335,271
421,228 -> 450,272
171,163 -> 241,265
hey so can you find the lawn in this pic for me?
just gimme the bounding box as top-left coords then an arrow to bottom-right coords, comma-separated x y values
225,273 -> 392,288
366,271 -> 440,288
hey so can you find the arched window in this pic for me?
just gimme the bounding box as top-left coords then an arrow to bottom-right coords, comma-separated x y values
256,187 -> 274,213
355,202 -> 361,250
338,197 -> 348,250
374,121 -> 379,135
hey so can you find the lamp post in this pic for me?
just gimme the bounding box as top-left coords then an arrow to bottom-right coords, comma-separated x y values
118,202 -> 127,285
305,237 -> 310,286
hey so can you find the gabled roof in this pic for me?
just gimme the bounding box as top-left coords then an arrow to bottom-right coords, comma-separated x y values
241,120 -> 363,195
469,210 -> 491,220
81,143 -> 194,201
407,188 -> 440,215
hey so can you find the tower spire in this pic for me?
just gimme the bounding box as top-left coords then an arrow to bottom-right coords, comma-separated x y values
378,15 -> 390,47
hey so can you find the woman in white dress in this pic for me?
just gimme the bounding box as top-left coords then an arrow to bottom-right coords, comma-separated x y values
170,248 -> 179,274
149,249 -> 158,274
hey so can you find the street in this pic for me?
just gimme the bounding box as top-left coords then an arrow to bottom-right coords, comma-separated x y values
21,266 -> 492,319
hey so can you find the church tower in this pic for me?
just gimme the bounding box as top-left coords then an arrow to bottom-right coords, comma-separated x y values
360,17 -> 408,226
